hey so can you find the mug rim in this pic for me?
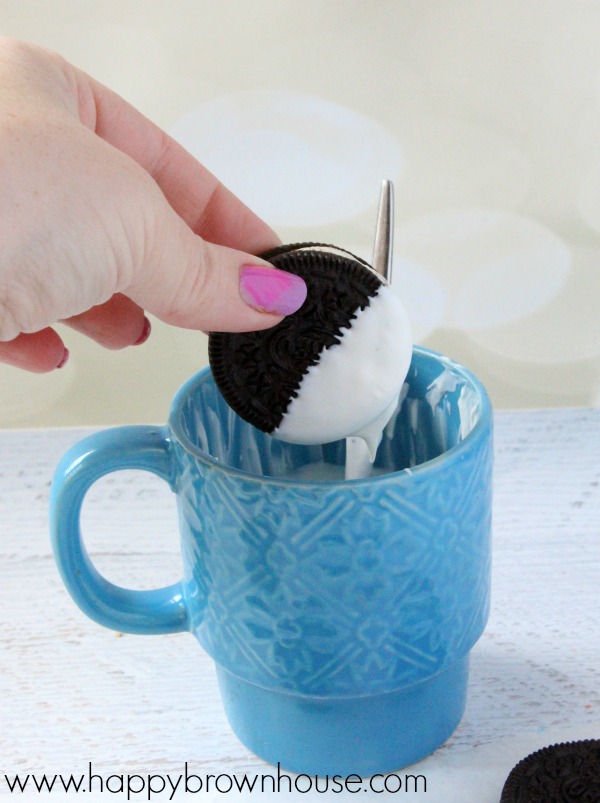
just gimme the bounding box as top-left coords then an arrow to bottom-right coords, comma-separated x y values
168,345 -> 492,485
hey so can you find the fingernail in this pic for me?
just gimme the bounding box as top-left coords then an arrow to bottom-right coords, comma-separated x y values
133,316 -> 152,345
240,265 -> 307,316
56,348 -> 70,369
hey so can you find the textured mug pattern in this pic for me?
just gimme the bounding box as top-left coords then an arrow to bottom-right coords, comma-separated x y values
50,347 -> 493,774
51,347 -> 492,700
172,349 -> 493,697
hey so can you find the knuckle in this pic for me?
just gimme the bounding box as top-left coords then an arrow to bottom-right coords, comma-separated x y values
0,280 -> 27,341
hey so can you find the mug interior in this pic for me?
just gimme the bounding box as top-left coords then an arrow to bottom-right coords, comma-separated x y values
171,347 -> 489,480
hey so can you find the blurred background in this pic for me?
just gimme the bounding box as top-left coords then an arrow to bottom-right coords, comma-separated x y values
1,0 -> 600,427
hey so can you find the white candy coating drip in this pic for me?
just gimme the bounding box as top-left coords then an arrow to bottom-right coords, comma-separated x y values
273,285 -> 413,470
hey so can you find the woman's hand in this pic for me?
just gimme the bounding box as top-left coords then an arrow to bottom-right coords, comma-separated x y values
0,38 -> 306,372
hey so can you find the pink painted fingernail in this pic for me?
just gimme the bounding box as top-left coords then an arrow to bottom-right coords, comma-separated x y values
56,348 -> 70,369
133,316 -> 152,345
240,265 -> 307,316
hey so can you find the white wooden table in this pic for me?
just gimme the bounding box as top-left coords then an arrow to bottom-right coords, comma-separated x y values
1,409 -> 599,801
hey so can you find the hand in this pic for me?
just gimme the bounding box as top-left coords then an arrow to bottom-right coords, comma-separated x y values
0,38 -> 306,372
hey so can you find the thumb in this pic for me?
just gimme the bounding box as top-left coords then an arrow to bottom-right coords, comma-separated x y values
126,213 -> 307,333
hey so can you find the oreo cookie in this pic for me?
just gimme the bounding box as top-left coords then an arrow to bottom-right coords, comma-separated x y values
208,243 -> 385,435
500,740 -> 600,802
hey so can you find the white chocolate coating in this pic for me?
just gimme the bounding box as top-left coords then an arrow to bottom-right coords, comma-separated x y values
273,285 -> 412,458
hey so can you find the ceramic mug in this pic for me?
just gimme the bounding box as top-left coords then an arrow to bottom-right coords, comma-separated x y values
50,346 -> 493,776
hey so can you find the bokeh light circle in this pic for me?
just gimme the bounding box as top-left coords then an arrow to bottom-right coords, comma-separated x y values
396,208 -> 571,330
466,246 -> 600,365
170,90 -> 404,227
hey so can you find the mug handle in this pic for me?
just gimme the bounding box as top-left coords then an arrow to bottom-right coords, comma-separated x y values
50,425 -> 188,635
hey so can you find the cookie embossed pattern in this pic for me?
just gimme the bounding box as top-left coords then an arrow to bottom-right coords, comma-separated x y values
500,740 -> 600,802
209,243 -> 412,456
209,182 -> 413,481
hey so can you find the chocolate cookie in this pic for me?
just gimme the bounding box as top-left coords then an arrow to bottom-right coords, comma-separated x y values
500,740 -> 600,802
208,243 -> 384,434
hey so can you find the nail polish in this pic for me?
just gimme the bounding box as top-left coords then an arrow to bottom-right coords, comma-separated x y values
240,265 -> 307,316
56,348 -> 70,369
134,317 -> 152,346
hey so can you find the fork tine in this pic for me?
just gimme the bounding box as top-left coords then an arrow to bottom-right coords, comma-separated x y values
371,179 -> 394,283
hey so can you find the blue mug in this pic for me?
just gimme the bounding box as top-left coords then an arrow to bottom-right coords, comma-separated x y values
50,346 -> 493,776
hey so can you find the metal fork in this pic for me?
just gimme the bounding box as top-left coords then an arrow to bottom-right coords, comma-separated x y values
345,180 -> 394,480
371,178 -> 394,284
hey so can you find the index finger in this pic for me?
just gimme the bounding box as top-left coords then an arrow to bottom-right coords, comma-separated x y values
75,70 -> 280,255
